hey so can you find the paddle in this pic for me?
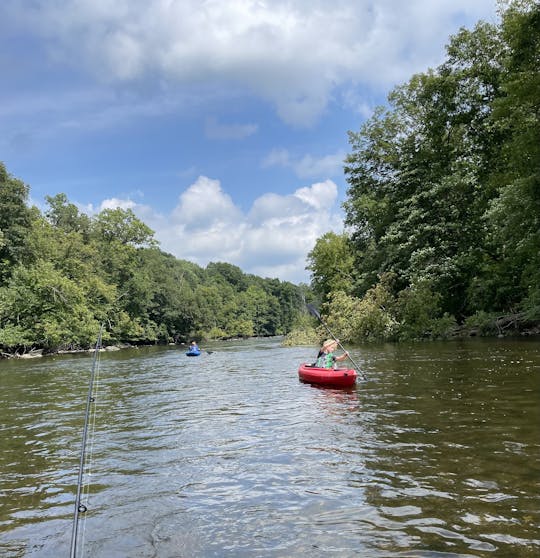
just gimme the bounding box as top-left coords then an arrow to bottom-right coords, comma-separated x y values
306,303 -> 368,381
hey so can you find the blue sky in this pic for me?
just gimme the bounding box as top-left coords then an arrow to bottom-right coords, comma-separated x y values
1,0 -> 498,284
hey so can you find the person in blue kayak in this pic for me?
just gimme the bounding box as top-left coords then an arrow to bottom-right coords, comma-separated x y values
189,340 -> 200,352
316,339 -> 349,368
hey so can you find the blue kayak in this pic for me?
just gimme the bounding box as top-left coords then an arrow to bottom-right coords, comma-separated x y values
185,350 -> 201,357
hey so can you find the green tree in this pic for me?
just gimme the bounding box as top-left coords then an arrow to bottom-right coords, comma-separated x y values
306,232 -> 355,301
27,210 -> 100,283
341,12 -> 516,329
45,193 -> 91,235
93,207 -> 157,246
481,0 -> 540,318
0,163 -> 33,282
0,261 -> 102,349
206,262 -> 248,290
0,162 -> 306,351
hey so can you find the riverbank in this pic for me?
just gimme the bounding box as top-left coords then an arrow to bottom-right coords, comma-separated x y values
0,341 -> 172,360
283,316 -> 540,347
2,316 -> 538,359
0,336 -> 261,359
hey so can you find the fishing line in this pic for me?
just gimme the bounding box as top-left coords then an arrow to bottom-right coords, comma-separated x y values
70,324 -> 104,558
78,339 -> 103,555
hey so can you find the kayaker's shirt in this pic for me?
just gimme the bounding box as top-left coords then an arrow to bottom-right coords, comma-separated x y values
316,351 -> 336,368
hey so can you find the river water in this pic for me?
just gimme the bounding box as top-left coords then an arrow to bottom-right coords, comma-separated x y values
1,337 -> 539,557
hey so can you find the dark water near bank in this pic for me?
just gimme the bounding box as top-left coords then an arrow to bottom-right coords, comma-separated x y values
1,337 -> 539,557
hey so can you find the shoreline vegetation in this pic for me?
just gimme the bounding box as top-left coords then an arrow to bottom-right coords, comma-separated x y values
282,318 -> 540,349
4,321 -> 540,360
0,175 -> 306,357
4,316 -> 539,360
302,2 -> 539,345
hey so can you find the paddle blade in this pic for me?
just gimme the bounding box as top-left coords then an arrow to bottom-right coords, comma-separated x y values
306,303 -> 322,320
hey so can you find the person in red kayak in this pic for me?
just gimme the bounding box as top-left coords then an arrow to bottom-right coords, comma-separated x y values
316,339 -> 349,368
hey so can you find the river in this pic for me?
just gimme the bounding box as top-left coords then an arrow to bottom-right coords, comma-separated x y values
1,337 -> 539,557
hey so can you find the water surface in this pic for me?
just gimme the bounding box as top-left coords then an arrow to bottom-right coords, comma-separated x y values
1,337 -> 539,557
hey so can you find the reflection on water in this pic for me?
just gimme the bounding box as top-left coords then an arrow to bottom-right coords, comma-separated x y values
1,337 -> 539,557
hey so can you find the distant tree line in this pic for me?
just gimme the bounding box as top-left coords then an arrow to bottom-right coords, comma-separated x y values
0,171 -> 306,354
305,1 -> 539,341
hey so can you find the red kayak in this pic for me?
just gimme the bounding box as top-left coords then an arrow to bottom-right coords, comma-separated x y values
298,363 -> 357,388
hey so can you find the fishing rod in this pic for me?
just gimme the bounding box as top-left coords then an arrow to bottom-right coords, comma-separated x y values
70,324 -> 104,558
307,304 -> 368,381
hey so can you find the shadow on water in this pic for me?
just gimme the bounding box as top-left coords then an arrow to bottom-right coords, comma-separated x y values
0,337 -> 539,557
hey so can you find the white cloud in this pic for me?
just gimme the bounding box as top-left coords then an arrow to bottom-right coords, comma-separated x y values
99,197 -> 137,211
263,148 -> 346,179
294,180 -> 338,210
171,176 -> 243,230
97,175 -> 343,283
3,0 -> 498,127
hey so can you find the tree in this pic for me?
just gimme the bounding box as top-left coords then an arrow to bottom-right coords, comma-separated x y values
0,161 -> 306,351
93,207 -> 157,247
0,163 -> 33,282
482,0 -> 540,318
45,193 -> 91,235
343,17 -> 508,321
206,262 -> 248,290
27,211 -> 100,282
0,261 -> 103,349
327,2 -> 540,339
306,232 -> 355,302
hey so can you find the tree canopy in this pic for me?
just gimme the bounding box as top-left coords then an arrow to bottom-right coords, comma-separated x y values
0,169 -> 305,354
307,0 -> 539,341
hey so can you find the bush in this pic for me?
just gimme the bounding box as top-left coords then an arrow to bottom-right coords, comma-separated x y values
325,286 -> 399,342
463,311 -> 501,336
204,326 -> 228,340
282,327 -> 319,346
396,280 -> 456,339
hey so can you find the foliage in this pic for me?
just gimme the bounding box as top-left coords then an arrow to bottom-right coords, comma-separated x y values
0,163 -> 33,281
308,0 -> 540,342
282,311 -> 320,346
92,207 -> 157,247
45,193 -> 91,235
0,261 -> 102,350
325,283 -> 400,342
306,232 -> 355,301
463,311 -> 502,336
395,280 -> 457,340
0,177 -> 306,353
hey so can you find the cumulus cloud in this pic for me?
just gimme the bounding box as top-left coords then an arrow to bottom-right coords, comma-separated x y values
171,176 -> 243,230
99,176 -> 343,283
2,0 -> 498,126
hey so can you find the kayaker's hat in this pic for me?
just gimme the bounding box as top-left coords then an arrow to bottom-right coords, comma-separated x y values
322,339 -> 337,349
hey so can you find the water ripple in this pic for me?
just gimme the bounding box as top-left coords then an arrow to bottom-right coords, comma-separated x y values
1,338 -> 539,557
